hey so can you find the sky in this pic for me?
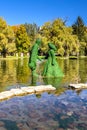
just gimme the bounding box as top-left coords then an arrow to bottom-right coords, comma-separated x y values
0,0 -> 87,26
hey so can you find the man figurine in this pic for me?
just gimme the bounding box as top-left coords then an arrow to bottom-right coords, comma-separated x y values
28,38 -> 41,77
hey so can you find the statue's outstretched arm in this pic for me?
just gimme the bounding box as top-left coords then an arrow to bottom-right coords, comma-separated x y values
37,56 -> 42,61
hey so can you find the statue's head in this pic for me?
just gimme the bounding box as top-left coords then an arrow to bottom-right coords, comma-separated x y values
36,38 -> 42,45
48,42 -> 57,51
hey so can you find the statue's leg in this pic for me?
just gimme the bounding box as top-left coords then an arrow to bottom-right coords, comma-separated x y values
32,69 -> 38,77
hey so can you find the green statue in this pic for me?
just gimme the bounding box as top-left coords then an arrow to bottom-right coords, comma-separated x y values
42,42 -> 64,77
28,38 -> 41,77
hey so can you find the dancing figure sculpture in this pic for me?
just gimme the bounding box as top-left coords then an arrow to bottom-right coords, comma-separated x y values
42,42 -> 64,77
28,38 -> 41,77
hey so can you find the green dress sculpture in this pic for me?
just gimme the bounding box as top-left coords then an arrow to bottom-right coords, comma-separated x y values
42,42 -> 64,77
28,38 -> 41,77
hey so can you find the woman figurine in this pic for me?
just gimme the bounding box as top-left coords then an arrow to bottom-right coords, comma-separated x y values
42,42 -> 64,77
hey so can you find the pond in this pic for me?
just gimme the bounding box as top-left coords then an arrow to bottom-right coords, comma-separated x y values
0,57 -> 87,130
0,58 -> 87,91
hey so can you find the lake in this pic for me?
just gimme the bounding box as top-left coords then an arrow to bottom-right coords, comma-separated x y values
0,57 -> 87,130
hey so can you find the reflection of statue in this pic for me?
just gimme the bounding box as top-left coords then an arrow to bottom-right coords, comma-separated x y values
42,42 -> 64,77
43,77 -> 63,88
28,38 -> 41,77
31,76 -> 38,86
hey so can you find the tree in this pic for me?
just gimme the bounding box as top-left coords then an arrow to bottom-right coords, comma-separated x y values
0,17 -> 7,33
72,16 -> 87,56
15,25 -> 31,55
72,16 -> 85,41
0,33 -> 8,57
40,22 -> 51,40
83,28 -> 87,55
24,23 -> 39,43
40,18 -> 79,57
0,17 -> 15,57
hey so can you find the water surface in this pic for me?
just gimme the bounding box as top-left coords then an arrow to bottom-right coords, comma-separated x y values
0,58 -> 87,130
0,58 -> 87,91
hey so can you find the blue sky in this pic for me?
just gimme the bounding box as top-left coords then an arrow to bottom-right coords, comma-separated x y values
0,0 -> 87,26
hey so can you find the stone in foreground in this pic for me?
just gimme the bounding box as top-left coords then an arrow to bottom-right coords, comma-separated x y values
0,85 -> 56,101
69,83 -> 87,89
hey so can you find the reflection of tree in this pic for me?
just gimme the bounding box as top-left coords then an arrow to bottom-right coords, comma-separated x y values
0,58 -> 86,93
16,58 -> 31,83
0,59 -> 17,92
1,60 -> 6,74
79,58 -> 87,82
63,59 -> 80,84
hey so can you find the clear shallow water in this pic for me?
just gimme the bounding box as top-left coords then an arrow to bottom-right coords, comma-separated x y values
0,57 -> 87,130
0,90 -> 87,130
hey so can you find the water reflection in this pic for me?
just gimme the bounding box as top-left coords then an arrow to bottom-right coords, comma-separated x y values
43,77 -> 63,88
1,60 -> 7,74
0,58 -> 87,129
0,58 -> 87,92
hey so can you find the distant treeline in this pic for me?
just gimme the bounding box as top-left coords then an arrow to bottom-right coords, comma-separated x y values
0,16 -> 87,58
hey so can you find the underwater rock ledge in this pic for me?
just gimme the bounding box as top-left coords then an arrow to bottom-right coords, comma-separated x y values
0,85 -> 56,101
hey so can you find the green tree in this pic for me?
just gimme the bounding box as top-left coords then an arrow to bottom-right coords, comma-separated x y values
83,28 -> 87,55
24,23 -> 39,43
72,16 -> 85,41
72,16 -> 87,56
